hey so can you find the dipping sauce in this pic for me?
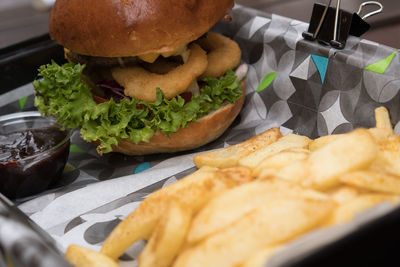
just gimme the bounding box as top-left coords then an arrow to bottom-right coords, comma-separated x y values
0,127 -> 66,161
0,126 -> 70,199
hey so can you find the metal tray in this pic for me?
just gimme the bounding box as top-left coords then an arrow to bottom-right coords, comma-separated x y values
1,33 -> 400,267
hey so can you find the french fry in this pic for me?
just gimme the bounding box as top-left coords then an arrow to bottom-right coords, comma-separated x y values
187,179 -> 328,244
368,127 -> 393,144
326,185 -> 361,204
239,133 -> 311,170
258,159 -> 309,184
309,134 -> 340,152
370,135 -> 400,176
269,129 -> 378,190
375,106 -> 393,134
65,245 -> 118,267
138,201 -> 191,267
193,128 -> 282,168
306,129 -> 378,190
219,166 -> 254,185
310,127 -> 391,153
252,148 -> 310,177
328,194 -> 400,225
241,245 -> 283,267
174,196 -> 334,267
365,106 -> 393,144
101,167 -> 244,260
340,170 -> 400,195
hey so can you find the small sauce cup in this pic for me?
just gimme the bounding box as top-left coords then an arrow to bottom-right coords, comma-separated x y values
0,112 -> 71,199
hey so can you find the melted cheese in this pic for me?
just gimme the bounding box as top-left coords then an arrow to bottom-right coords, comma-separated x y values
138,45 -> 189,63
138,53 -> 159,63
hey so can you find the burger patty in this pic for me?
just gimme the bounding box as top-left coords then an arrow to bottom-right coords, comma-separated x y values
66,50 -> 139,67
66,34 -> 208,68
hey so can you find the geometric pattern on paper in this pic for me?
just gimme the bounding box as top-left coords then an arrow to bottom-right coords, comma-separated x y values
249,16 -> 271,39
18,96 -> 28,110
236,16 -> 271,40
311,54 -> 329,84
290,55 -> 317,80
134,162 -> 151,174
257,72 -> 276,92
365,51 -> 397,74
320,93 -> 350,134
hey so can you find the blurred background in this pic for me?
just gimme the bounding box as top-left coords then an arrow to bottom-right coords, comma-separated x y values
0,0 -> 399,49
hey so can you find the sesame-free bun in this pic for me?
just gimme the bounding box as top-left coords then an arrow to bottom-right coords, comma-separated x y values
49,0 -> 234,57
111,82 -> 245,155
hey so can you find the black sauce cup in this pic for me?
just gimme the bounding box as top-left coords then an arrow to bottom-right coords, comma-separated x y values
0,112 -> 71,199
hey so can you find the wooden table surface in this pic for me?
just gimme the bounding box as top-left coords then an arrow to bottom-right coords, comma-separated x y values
0,0 -> 399,49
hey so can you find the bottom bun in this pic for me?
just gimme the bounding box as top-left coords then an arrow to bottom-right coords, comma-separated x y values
111,82 -> 246,155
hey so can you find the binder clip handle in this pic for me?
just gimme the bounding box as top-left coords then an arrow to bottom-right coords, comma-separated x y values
357,1 -> 383,20
330,0 -> 345,49
302,0 -> 346,48
302,0 -> 332,41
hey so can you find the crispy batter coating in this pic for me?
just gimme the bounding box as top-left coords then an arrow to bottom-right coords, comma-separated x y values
196,32 -> 241,78
111,44 -> 207,102
141,57 -> 181,74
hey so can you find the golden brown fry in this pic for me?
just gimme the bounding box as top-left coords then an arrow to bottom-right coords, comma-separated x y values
328,194 -> 400,225
375,106 -> 393,134
370,135 -> 400,176
219,166 -> 254,185
187,179 -> 328,244
241,245 -> 284,267
252,148 -> 310,177
65,245 -> 118,267
174,196 -> 334,267
112,43 -> 207,101
193,127 -> 282,168
308,134 -> 340,152
101,167 -> 243,260
138,201 -> 191,267
258,159 -> 308,184
270,129 -> 378,190
325,185 -> 362,204
307,107 -> 392,151
196,32 -> 242,78
239,133 -> 311,170
340,170 -> 400,195
368,127 -> 393,144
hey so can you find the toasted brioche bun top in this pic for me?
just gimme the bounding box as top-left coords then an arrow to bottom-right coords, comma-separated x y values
49,0 -> 234,57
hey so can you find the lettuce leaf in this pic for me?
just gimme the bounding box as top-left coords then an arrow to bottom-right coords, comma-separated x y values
33,61 -> 243,154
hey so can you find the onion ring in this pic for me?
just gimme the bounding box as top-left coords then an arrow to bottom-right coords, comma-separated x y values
196,32 -> 241,78
141,57 -> 181,74
111,44 -> 207,102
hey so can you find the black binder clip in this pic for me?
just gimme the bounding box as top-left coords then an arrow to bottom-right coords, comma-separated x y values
302,1 -> 383,49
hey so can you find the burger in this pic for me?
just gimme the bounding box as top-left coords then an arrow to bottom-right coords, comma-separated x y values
33,0 -> 246,155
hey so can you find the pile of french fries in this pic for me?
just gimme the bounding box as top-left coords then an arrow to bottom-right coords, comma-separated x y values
66,106 -> 400,267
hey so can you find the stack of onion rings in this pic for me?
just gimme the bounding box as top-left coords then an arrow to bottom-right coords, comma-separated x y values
112,44 -> 207,102
111,33 -> 241,102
